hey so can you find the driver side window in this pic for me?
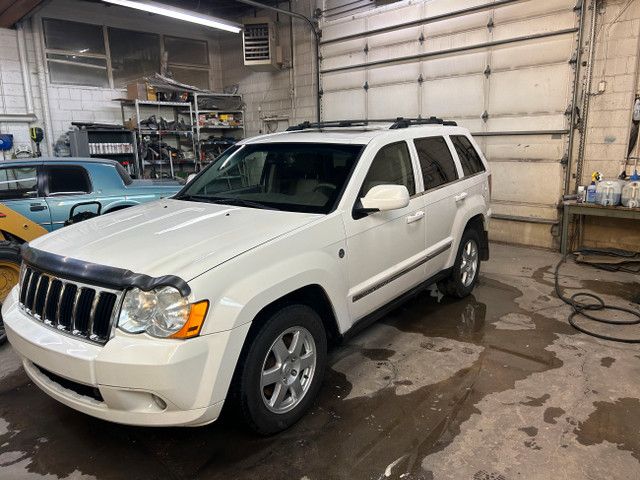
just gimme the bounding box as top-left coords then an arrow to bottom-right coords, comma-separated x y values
362,142 -> 415,196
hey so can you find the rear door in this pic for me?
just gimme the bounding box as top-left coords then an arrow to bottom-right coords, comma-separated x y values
412,136 -> 462,278
43,164 -> 94,230
0,163 -> 52,230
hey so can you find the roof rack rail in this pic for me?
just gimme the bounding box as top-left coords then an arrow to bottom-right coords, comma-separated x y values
286,117 -> 457,132
389,117 -> 458,128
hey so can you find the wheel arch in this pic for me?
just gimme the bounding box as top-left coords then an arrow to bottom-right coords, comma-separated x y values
465,213 -> 489,261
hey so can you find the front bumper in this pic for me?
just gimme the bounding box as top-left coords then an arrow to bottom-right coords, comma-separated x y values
3,287 -> 241,427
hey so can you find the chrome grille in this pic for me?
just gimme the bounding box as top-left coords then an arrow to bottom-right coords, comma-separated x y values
19,265 -> 121,345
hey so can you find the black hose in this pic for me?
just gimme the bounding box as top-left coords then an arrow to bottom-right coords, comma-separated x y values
554,258 -> 640,343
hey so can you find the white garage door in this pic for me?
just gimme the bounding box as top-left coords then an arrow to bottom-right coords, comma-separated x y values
320,0 -> 581,249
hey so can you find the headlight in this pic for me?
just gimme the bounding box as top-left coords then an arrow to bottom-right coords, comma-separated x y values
118,286 -> 208,338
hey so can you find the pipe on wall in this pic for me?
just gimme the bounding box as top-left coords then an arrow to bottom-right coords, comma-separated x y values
31,16 -> 54,157
235,0 -> 321,123
16,23 -> 36,117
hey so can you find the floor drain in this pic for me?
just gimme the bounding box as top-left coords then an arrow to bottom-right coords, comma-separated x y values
472,471 -> 507,480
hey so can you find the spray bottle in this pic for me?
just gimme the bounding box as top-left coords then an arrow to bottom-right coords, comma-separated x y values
586,171 -> 600,204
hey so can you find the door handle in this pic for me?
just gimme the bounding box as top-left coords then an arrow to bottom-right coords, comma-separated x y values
406,210 -> 425,224
454,192 -> 468,202
30,205 -> 47,211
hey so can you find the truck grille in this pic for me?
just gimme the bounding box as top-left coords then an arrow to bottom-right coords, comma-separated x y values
19,265 -> 121,345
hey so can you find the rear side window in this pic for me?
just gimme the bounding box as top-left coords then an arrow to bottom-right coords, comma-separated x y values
451,135 -> 485,176
0,166 -> 38,200
46,165 -> 91,194
362,142 -> 415,196
414,136 -> 458,191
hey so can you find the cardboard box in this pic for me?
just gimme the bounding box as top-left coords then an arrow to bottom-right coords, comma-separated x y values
124,119 -> 138,130
127,82 -> 156,101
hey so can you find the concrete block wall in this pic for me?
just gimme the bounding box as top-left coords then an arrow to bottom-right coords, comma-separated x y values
581,0 -> 640,183
219,1 -> 318,137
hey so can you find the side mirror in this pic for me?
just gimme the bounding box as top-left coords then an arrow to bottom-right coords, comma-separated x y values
357,185 -> 410,214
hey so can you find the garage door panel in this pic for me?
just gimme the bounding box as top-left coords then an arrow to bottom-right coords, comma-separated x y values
368,25 -> 422,48
368,84 -> 420,119
491,202 -> 559,221
492,11 -> 577,41
322,17 -> 367,43
495,0 -> 577,23
423,52 -> 487,79
483,135 -> 566,161
423,76 -> 485,117
491,37 -> 574,70
424,11 -> 490,37
322,38 -> 368,58
486,114 -> 567,133
368,63 -> 421,85
367,4 -> 424,30
491,161 -> 564,204
323,51 -> 367,71
323,90 -> 366,120
368,41 -> 423,63
489,64 -> 572,115
323,71 -> 366,92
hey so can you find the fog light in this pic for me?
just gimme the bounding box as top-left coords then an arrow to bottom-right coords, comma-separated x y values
152,394 -> 167,410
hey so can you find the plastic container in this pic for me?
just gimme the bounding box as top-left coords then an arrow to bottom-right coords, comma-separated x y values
595,180 -> 622,206
586,182 -> 597,203
622,180 -> 640,208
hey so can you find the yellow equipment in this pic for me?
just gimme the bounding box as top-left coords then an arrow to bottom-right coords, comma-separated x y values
0,203 -> 47,302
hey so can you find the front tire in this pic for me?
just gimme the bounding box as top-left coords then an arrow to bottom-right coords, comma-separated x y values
439,228 -> 481,298
236,304 -> 327,435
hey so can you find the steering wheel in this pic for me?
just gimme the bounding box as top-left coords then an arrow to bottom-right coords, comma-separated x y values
313,183 -> 337,195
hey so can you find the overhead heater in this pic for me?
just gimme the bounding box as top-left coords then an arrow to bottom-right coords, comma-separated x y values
242,17 -> 280,71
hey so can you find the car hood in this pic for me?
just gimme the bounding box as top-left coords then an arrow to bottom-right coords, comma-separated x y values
28,198 -> 322,282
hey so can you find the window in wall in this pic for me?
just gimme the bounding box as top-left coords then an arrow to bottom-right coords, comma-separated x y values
42,19 -> 211,89
414,136 -> 459,191
43,18 -> 108,87
164,36 -> 210,89
108,28 -> 161,87
451,136 -> 486,177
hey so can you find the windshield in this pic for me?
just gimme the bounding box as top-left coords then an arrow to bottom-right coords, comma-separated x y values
176,143 -> 363,213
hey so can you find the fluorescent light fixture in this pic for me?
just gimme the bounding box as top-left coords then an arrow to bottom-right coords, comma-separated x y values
103,0 -> 242,33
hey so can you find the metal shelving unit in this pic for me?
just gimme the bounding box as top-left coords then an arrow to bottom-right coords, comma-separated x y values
69,129 -> 140,177
192,93 -> 244,169
119,99 -> 196,178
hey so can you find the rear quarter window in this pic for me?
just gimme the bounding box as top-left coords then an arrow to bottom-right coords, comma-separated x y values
451,135 -> 486,177
414,136 -> 458,191
46,165 -> 92,195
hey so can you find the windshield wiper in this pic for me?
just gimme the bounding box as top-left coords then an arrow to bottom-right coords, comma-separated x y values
210,198 -> 279,210
176,194 -> 218,203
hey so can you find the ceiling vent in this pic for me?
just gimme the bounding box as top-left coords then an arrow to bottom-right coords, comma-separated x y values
243,17 -> 279,71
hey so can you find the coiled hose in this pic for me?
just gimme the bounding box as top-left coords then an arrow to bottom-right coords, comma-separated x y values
554,258 -> 640,343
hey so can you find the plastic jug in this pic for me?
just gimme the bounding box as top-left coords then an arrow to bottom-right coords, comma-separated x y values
595,180 -> 622,206
622,180 -> 640,208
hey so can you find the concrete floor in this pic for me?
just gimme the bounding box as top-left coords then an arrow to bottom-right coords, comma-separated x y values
0,243 -> 639,480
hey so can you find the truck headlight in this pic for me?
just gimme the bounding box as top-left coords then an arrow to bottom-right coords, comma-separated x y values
118,286 -> 208,338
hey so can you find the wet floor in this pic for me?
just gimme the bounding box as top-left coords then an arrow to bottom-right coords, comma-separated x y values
1,244 -> 639,479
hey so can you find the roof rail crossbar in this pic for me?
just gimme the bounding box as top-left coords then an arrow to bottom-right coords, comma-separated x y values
285,117 -> 457,131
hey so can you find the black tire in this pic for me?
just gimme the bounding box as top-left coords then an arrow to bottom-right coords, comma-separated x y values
438,228 -> 481,298
235,304 -> 327,435
0,241 -> 21,346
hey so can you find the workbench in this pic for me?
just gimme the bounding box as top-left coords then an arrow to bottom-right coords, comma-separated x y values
561,201 -> 640,258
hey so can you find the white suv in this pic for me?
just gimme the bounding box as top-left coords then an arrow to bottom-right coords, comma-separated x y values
3,118 -> 491,435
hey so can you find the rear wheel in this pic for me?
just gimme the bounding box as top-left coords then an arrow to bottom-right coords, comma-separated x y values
0,241 -> 22,345
236,304 -> 327,435
438,228 -> 481,298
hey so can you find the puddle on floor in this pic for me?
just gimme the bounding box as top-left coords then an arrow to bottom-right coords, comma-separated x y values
0,276 -> 577,480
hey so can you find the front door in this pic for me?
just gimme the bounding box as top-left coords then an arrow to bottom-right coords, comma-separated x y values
344,141 -> 426,321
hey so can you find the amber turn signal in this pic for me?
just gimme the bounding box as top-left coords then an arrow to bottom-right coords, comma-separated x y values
170,300 -> 209,338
